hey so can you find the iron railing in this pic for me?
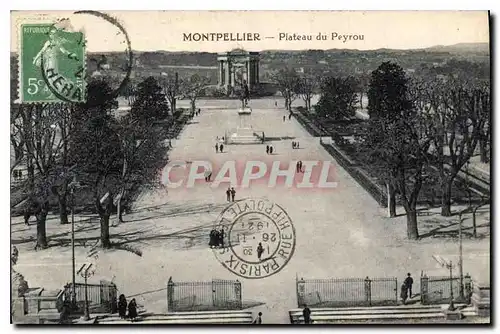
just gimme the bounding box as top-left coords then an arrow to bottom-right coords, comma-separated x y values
167,277 -> 242,312
420,275 -> 472,305
296,276 -> 398,308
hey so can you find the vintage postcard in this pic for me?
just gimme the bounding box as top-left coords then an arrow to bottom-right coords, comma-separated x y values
10,10 -> 490,324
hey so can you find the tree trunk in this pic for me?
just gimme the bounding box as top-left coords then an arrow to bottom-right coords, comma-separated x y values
172,98 -> 176,114
479,136 -> 488,163
387,183 -> 397,217
116,188 -> 125,224
190,99 -> 196,112
35,203 -> 49,249
405,209 -> 419,240
58,193 -> 69,225
100,214 -> 111,248
441,180 -> 453,216
359,91 -> 364,109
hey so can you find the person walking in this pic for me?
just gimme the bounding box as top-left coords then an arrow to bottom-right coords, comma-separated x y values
289,113 -> 292,120
215,143 -> 219,153
275,101 -> 277,107
302,305 -> 312,324
230,187 -> 236,202
283,115 -> 286,122
219,143 -> 224,153
209,229 -> 216,248
257,242 -> 264,261
404,273 -> 414,298
269,145 -> 273,155
252,312 -> 263,324
226,187 -> 231,202
292,141 -> 296,149
118,294 -> 127,319
298,161 -> 303,173
296,161 -> 301,173
128,298 -> 138,321
266,145 -> 270,154
297,141 -> 300,149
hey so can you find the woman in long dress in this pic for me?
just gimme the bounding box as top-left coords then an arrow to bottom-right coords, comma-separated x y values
32,26 -> 79,73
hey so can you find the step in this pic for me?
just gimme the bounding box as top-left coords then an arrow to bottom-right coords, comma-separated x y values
291,312 -> 444,322
102,313 -> 252,321
290,308 -> 443,317
98,317 -> 252,324
289,305 -> 443,312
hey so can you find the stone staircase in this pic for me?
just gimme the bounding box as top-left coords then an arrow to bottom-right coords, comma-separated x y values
97,310 -> 254,324
289,305 -> 450,324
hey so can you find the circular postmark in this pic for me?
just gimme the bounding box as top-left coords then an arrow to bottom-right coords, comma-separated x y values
213,198 -> 296,279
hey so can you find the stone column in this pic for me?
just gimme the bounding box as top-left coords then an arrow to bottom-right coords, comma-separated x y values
246,60 -> 251,88
224,62 -> 230,90
218,60 -> 222,86
256,60 -> 259,83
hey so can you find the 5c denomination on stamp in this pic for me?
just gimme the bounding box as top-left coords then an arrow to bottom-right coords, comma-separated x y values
20,21 -> 86,103
213,198 -> 296,279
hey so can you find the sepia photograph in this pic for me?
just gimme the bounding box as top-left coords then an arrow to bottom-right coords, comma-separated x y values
9,10 -> 491,325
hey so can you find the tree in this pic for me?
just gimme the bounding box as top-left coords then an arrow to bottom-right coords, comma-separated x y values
271,68 -> 300,111
158,72 -> 180,113
315,76 -> 359,120
367,61 -> 413,120
115,115 -> 168,224
17,103 -> 68,248
296,73 -> 318,111
130,76 -> 170,122
359,109 -> 432,240
430,80 -> 490,216
71,79 -> 122,248
181,74 -> 210,112
366,62 -> 414,217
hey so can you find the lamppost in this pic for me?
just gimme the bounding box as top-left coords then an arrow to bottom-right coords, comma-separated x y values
77,263 -> 95,321
68,177 -> 81,306
446,260 -> 456,311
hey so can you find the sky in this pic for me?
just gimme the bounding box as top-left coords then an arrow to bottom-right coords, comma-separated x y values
11,11 -> 490,53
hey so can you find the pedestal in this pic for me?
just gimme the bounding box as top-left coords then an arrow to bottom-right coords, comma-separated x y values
444,309 -> 464,320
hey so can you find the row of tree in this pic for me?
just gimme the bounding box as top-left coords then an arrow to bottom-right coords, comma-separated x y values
11,76 -> 171,249
122,73 -> 210,113
304,62 -> 490,239
363,62 -> 489,239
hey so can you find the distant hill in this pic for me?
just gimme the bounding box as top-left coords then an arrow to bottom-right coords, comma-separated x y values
424,43 -> 489,54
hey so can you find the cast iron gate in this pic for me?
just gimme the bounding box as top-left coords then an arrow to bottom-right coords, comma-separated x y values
296,276 -> 398,307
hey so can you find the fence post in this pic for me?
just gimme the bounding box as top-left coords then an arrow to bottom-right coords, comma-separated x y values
464,273 -> 472,304
420,275 -> 429,304
296,277 -> 306,308
364,277 -> 372,306
235,280 -> 242,309
167,277 -> 174,312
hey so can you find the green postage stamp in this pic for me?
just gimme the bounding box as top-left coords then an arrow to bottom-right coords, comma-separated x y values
19,22 -> 86,103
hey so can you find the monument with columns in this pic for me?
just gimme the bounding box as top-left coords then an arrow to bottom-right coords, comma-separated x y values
217,49 -> 260,94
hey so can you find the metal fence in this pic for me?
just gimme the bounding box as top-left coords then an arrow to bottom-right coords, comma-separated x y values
296,276 -> 398,308
63,281 -> 117,313
420,275 -> 472,305
167,277 -> 242,312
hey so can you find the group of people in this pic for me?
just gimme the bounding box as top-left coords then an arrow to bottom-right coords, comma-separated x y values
118,294 -> 138,321
226,187 -> 236,202
204,169 -> 213,182
282,114 -> 292,122
215,142 -> 224,153
292,141 -> 300,149
265,145 -> 274,155
209,227 -> 225,248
